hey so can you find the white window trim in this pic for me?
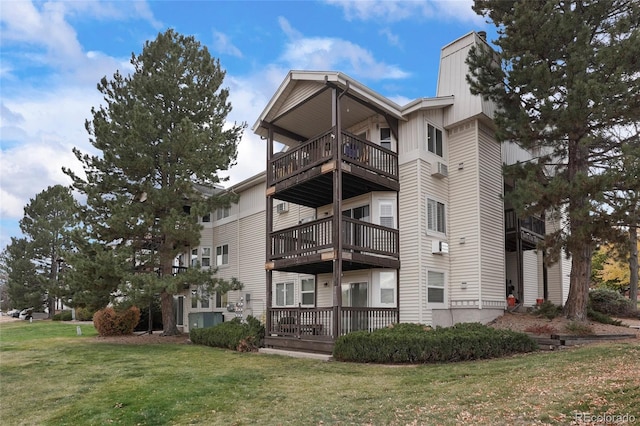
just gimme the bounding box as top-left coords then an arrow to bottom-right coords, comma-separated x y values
427,197 -> 446,236
216,244 -> 229,267
426,269 -> 447,309
378,199 -> 396,229
275,281 -> 295,307
426,122 -> 444,158
300,277 -> 315,307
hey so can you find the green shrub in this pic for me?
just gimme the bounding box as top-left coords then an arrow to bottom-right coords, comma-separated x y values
52,310 -> 73,321
564,321 -> 594,336
587,307 -> 623,326
333,322 -> 538,364
190,316 -> 265,352
589,289 -> 635,317
74,307 -> 94,321
534,301 -> 562,319
93,306 -> 141,336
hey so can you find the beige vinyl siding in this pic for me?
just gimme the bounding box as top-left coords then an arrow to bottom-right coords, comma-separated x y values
276,80 -> 324,118
239,183 -> 265,219
478,124 -> 505,305
398,160 -> 423,323
398,112 -> 423,155
236,211 -> 267,319
437,36 -> 483,127
522,251 -> 539,307
447,122 -> 480,304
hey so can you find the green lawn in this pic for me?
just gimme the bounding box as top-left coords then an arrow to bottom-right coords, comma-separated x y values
1,321 -> 639,425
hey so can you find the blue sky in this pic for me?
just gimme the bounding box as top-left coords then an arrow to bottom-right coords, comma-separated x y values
0,0 -> 497,251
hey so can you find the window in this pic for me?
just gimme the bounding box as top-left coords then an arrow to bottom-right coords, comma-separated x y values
427,198 -> 446,234
201,247 -> 211,267
216,244 -> 229,266
202,214 -> 211,223
191,290 -> 198,308
427,124 -> 443,157
200,289 -> 210,309
379,271 -> 395,305
191,248 -> 198,267
427,271 -> 446,306
379,201 -> 395,228
275,282 -> 295,306
216,206 -> 230,220
380,128 -> 391,150
215,291 -> 228,309
301,278 -> 315,306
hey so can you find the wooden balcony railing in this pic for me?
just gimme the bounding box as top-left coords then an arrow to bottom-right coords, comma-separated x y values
505,209 -> 545,236
268,128 -> 398,186
268,306 -> 399,339
269,217 -> 399,261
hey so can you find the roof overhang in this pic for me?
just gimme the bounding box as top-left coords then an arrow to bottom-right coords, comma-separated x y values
252,71 -> 406,147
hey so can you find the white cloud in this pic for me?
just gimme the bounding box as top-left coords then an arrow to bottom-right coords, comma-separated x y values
278,18 -> 409,80
212,31 -> 243,58
379,28 -> 402,47
324,0 -> 483,24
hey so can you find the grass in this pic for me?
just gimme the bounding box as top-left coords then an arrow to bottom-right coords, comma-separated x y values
1,321 -> 639,425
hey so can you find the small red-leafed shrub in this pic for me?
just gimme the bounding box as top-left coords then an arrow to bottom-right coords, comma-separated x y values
93,306 -> 141,336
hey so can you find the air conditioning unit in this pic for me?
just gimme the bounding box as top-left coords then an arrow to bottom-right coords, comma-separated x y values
299,215 -> 316,224
276,202 -> 288,214
432,240 -> 449,254
431,162 -> 448,178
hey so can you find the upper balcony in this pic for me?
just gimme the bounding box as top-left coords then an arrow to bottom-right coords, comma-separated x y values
505,208 -> 545,250
266,215 -> 400,274
267,128 -> 399,208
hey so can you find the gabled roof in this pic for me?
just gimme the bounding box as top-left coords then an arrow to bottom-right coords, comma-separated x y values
252,71 -> 406,146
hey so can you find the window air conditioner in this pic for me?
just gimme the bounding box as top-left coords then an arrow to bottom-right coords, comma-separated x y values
432,240 -> 449,254
431,162 -> 448,178
276,202 -> 288,214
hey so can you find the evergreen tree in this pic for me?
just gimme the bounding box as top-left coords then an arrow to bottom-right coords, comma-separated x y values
467,0 -> 640,320
3,238 -> 44,310
19,185 -> 79,317
64,29 -> 245,335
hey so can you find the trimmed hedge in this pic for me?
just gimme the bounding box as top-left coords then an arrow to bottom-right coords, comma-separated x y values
52,310 -> 73,321
589,288 -> 636,317
190,316 -> 265,352
333,322 -> 538,364
93,306 -> 141,336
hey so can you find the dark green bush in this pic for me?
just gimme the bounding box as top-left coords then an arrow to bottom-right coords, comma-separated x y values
52,310 -> 73,321
190,316 -> 265,352
589,289 -> 635,317
534,301 -> 562,319
93,306 -> 141,336
74,307 -> 94,321
587,307 -> 623,326
333,322 -> 538,364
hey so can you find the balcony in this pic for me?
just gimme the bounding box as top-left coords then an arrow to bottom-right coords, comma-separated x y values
505,208 -> 545,250
268,128 -> 399,208
267,216 -> 400,274
265,306 -> 399,353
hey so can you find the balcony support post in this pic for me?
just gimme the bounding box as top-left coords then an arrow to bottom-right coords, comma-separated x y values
266,125 -> 274,336
332,86 -> 344,337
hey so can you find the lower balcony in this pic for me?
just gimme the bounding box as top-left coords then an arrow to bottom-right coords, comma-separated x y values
264,306 -> 399,354
505,209 -> 545,251
267,216 -> 400,274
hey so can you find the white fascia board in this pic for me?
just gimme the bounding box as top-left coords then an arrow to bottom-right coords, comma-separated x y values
401,96 -> 455,116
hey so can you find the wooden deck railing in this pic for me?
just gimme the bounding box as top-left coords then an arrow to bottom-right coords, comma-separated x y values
268,128 -> 398,185
269,217 -> 399,261
268,306 -> 399,339
505,209 -> 545,236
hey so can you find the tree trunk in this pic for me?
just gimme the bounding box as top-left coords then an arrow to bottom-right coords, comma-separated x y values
160,290 -> 179,336
629,225 -> 638,312
564,244 -> 593,320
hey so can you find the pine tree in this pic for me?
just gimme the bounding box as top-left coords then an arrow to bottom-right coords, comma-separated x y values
467,0 -> 640,320
64,29 -> 245,335
19,185 -> 79,317
2,238 -> 43,310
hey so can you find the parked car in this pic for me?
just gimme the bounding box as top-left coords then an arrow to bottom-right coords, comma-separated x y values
19,308 -> 34,320
8,309 -> 21,318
